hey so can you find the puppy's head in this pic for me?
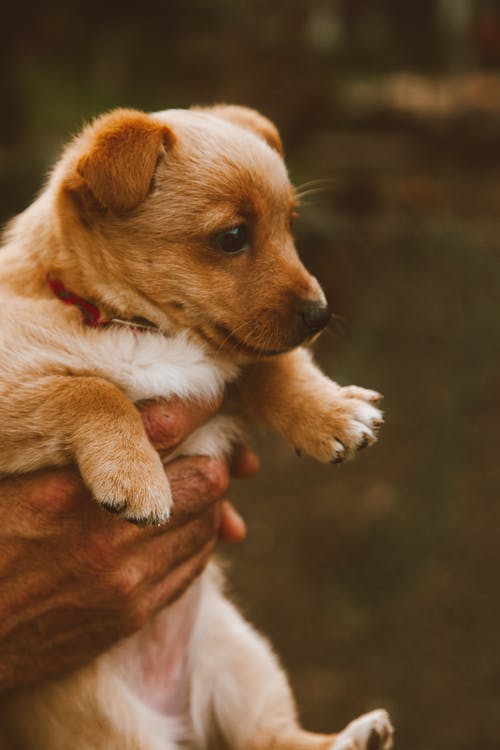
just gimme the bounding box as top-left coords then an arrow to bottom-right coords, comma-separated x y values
59,105 -> 330,360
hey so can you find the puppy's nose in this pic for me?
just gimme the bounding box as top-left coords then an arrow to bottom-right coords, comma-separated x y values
300,300 -> 331,334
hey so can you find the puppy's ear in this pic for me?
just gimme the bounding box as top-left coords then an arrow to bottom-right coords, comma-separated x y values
197,104 -> 284,157
75,109 -> 174,214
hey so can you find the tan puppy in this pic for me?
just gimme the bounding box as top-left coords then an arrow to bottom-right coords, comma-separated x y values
0,106 -> 393,750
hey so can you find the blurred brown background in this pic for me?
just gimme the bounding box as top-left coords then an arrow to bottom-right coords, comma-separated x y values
1,2 -> 500,748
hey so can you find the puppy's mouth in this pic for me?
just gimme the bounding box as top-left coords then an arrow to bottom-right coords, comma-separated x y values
184,298 -> 330,359
195,320 -> 294,358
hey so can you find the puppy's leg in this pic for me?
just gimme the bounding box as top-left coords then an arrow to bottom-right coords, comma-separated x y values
2,375 -> 170,524
190,576 -> 393,750
247,710 -> 394,750
239,348 -> 383,464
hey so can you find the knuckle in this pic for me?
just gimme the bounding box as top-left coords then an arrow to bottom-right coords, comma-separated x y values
142,401 -> 186,449
107,568 -> 153,631
34,470 -> 87,516
187,508 -> 219,549
109,564 -> 143,602
80,535 -> 121,575
202,458 -> 230,498
77,551 -> 152,632
156,421 -> 185,451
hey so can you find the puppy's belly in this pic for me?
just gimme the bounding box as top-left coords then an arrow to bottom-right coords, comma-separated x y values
108,579 -> 202,718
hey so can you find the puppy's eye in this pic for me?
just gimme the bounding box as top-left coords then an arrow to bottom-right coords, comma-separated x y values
211,224 -> 250,255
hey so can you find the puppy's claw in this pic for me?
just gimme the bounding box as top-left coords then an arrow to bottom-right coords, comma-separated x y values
102,501 -> 171,527
126,516 -> 150,528
331,440 -> 346,463
357,425 -> 377,449
125,511 -> 170,528
342,386 -> 384,405
101,500 -> 126,515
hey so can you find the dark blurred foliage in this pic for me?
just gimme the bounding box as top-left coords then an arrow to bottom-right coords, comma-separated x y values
2,3 -> 500,749
4,0 -> 500,215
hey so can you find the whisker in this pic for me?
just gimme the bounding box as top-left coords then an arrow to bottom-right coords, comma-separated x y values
325,313 -> 347,337
239,322 -> 262,353
296,189 -> 340,212
216,318 -> 256,353
295,178 -> 338,193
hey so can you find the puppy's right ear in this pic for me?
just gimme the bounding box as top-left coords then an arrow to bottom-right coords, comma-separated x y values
196,104 -> 284,157
69,109 -> 174,214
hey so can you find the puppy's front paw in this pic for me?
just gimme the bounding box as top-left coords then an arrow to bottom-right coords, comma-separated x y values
80,442 -> 172,526
331,709 -> 394,750
292,385 -> 383,463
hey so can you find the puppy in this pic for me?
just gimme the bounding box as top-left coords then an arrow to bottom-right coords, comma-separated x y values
0,106 -> 393,750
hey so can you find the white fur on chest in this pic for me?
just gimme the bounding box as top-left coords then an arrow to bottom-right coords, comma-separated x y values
74,326 -> 239,404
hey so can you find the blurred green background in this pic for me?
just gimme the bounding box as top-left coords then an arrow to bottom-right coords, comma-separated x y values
2,2 -> 500,748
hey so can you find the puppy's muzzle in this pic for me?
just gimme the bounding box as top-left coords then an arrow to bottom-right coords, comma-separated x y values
300,299 -> 331,336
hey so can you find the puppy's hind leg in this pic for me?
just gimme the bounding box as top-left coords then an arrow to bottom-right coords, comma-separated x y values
188,575 -> 393,750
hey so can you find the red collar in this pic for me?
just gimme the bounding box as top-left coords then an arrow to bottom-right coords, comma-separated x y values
46,273 -> 109,328
46,274 -> 156,331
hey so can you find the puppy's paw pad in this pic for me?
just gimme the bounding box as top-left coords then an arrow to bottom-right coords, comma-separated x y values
332,710 -> 394,750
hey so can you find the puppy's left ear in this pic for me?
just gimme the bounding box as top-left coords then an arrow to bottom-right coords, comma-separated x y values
75,108 -> 175,214
197,104 -> 284,157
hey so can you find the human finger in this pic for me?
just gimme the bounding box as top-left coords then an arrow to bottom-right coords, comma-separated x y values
140,396 -> 223,454
164,456 -> 230,524
230,444 -> 260,479
129,501 -> 221,582
218,501 -> 247,543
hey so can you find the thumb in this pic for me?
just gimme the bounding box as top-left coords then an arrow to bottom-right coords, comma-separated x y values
140,395 -> 223,453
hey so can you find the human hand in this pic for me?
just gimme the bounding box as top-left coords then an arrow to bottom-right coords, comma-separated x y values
0,397 -> 257,693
